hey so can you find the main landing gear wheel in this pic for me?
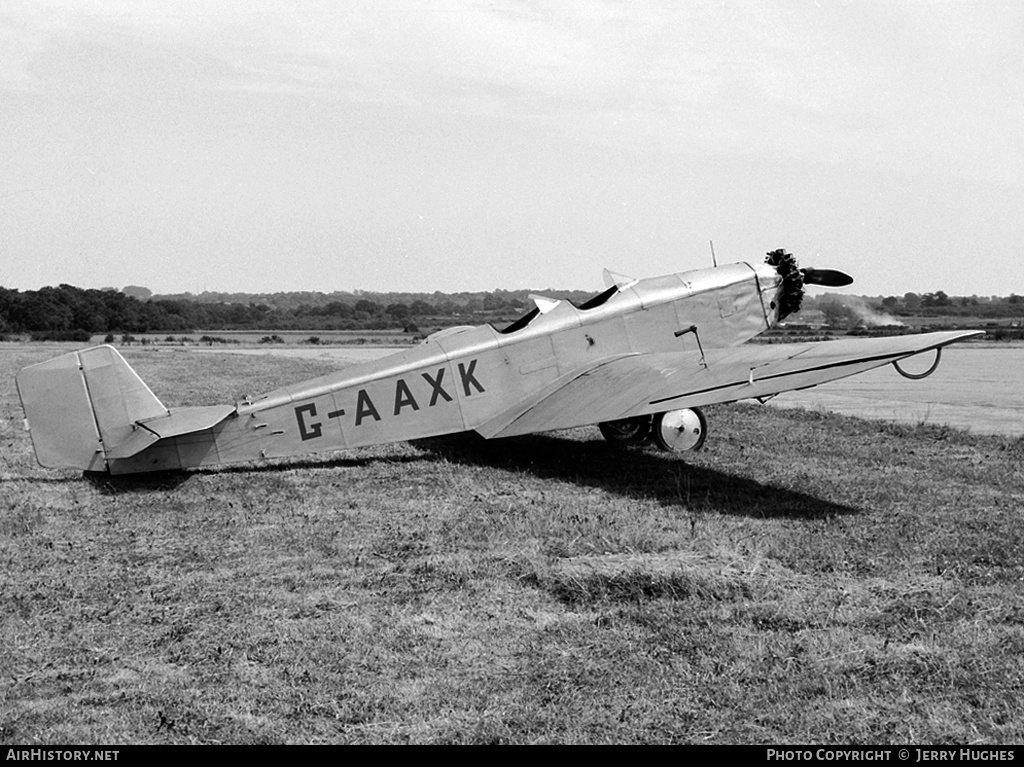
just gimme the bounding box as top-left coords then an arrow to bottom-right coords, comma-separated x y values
652,408 -> 708,452
598,415 -> 652,445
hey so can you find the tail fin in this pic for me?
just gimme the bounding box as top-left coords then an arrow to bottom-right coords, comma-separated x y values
16,345 -> 168,471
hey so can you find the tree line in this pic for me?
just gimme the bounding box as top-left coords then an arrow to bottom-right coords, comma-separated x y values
804,292 -> 1024,320
1,283 -> 1020,340
0,283 -> 589,338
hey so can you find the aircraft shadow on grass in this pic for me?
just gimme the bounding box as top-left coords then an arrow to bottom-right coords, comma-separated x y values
80,453 -> 428,495
82,468 -> 193,494
78,431 -> 855,519
411,432 -> 858,520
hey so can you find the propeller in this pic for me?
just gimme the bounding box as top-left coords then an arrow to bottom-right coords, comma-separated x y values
765,248 -> 852,320
800,267 -> 853,288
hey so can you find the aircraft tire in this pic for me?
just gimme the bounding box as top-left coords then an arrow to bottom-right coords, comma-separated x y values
598,415 -> 652,445
652,408 -> 708,452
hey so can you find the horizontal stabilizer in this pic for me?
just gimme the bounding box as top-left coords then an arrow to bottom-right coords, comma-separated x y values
105,405 -> 236,459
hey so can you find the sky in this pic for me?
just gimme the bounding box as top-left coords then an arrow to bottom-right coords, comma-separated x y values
2,0 -> 1022,297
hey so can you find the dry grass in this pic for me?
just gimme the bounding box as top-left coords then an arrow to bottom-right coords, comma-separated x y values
1,344 -> 1022,744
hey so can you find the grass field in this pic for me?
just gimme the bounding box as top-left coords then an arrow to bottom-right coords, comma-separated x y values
1,345 -> 1022,744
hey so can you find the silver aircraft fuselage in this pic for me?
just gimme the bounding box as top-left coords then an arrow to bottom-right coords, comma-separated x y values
109,262 -> 782,473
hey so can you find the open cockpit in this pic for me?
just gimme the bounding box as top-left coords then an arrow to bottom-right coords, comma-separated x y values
497,284 -> 622,334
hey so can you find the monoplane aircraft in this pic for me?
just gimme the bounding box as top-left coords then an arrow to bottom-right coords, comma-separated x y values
17,251 -> 979,475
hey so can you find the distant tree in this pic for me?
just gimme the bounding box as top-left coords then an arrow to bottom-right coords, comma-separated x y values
386,302 -> 410,320
20,288 -> 73,331
0,288 -> 16,332
482,292 -> 507,311
228,304 -> 252,326
433,299 -> 456,315
354,299 -> 381,315
922,290 -> 950,307
410,300 -> 434,316
122,285 -> 152,300
321,301 -> 354,319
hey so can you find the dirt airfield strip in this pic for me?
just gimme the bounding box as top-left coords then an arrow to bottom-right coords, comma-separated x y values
1,343 -> 1022,744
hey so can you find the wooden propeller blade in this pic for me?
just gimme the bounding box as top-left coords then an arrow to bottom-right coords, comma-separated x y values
801,268 -> 854,287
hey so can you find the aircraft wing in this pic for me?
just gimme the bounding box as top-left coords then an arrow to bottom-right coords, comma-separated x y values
483,330 -> 982,438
